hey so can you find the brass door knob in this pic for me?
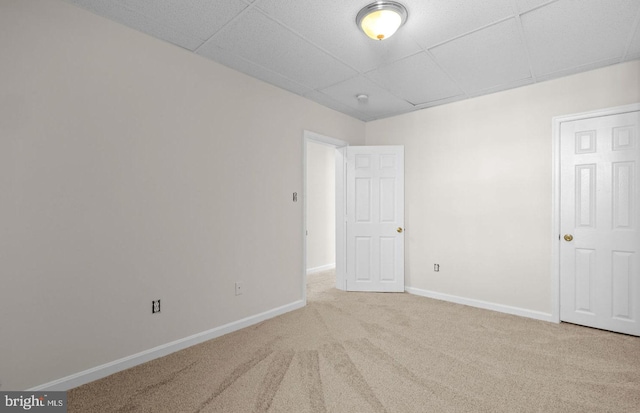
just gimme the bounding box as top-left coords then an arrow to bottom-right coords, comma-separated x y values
397,227 -> 403,233
564,234 -> 573,242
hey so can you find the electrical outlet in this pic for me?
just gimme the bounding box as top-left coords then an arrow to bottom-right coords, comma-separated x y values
434,264 -> 440,272
235,282 -> 243,296
152,299 -> 161,314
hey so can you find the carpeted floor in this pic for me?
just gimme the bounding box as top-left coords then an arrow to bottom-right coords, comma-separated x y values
68,270 -> 640,412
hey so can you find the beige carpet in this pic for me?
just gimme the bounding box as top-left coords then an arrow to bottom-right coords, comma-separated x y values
68,270 -> 640,412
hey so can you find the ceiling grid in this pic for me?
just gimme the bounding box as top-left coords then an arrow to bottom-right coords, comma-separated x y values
65,0 -> 640,121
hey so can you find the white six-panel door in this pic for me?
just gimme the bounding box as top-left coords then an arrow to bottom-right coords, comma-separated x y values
560,110 -> 640,336
346,146 -> 404,292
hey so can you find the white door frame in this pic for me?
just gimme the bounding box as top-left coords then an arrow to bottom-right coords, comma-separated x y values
551,103 -> 640,323
302,130 -> 349,304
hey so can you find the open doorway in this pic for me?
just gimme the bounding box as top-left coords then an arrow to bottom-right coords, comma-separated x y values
306,141 -> 336,274
302,131 -> 348,303
302,131 -> 405,299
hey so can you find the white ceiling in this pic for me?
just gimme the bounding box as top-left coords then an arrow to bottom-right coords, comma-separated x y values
66,0 -> 640,121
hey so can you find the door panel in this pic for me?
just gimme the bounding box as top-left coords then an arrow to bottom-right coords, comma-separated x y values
346,146 -> 404,292
612,250 -> 633,319
613,162 -> 634,229
574,248 -> 595,313
560,110 -> 640,336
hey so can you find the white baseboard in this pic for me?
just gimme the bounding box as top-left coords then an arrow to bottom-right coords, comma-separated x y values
405,287 -> 555,323
28,299 -> 305,391
306,263 -> 336,274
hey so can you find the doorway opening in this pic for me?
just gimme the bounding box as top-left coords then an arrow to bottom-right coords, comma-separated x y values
302,131 -> 348,303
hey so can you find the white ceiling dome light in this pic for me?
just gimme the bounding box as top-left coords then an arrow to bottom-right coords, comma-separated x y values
356,1 -> 408,41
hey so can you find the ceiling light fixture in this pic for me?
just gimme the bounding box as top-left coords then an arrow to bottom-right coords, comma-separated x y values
356,1 -> 408,41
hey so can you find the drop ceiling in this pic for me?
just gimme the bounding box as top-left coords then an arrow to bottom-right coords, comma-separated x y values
66,0 -> 640,122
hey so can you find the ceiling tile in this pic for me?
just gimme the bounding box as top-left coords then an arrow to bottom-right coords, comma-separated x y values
430,19 -> 531,94
319,76 -> 414,119
66,0 -> 203,50
203,8 -> 357,90
534,57 -> 626,83
513,0 -> 556,13
303,90 -> 373,122
409,0 -> 515,48
366,52 -> 464,105
254,0 -> 423,73
521,0 -> 640,77
197,45 -> 312,96
466,77 -> 535,98
114,0 -> 249,41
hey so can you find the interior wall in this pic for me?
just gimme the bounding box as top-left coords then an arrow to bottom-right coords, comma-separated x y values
0,0 -> 365,390
365,60 -> 640,316
306,142 -> 336,272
